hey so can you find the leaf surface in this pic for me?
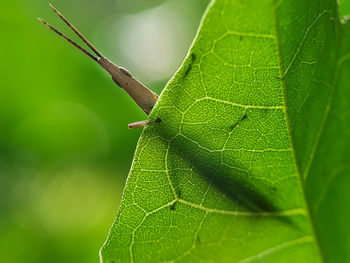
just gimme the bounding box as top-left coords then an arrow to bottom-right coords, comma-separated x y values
101,0 -> 350,262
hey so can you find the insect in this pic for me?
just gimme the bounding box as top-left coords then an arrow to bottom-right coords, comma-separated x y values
38,4 -> 159,128
127,117 -> 161,129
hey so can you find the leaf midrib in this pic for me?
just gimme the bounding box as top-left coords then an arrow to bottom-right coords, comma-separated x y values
272,2 -> 332,262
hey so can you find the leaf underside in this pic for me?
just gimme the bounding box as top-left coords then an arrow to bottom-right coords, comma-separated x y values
101,0 -> 350,262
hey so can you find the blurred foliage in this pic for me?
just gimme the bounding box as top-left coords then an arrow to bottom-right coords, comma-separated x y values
0,0 -> 208,262
338,0 -> 350,20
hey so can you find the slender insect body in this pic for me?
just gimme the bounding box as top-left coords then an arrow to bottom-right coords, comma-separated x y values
112,78 -> 122,87
38,4 -> 159,117
119,67 -> 132,78
98,56 -> 158,114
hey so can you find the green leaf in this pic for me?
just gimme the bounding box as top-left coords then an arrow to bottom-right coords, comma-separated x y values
100,0 -> 350,262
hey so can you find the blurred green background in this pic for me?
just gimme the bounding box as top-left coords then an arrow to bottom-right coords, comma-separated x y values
0,0 -> 208,262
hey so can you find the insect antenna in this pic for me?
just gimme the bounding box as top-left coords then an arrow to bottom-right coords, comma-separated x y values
37,17 -> 98,62
38,4 -> 159,116
48,3 -> 103,58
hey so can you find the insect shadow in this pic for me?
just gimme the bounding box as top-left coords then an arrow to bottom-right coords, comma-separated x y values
152,115 -> 297,226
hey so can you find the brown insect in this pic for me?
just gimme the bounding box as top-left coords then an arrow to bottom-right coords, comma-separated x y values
38,4 -> 159,128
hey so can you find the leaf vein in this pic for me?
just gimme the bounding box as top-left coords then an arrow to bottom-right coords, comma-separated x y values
237,236 -> 314,263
